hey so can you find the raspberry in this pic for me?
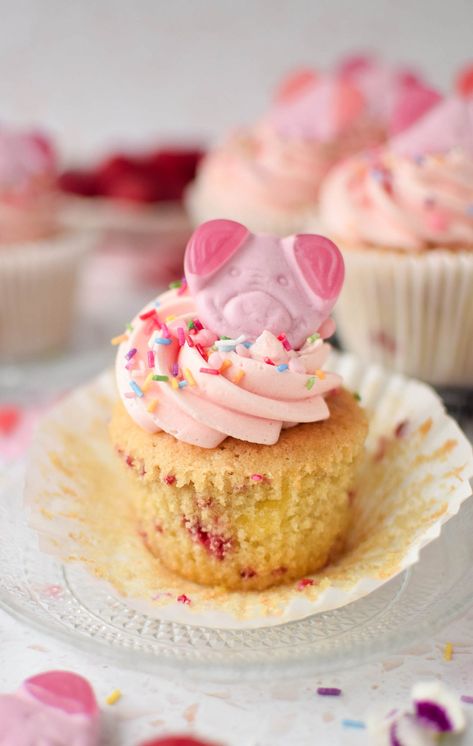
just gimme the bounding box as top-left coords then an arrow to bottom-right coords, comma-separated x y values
456,63 -> 473,97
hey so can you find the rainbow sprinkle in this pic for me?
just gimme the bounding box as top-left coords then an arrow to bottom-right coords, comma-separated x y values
129,381 -> 144,398
111,334 -> 128,346
170,378 -> 179,390
316,369 -> 326,380
317,688 -> 342,697
307,333 -> 320,344
147,398 -> 159,413
184,368 -> 196,386
194,318 -> 203,331
264,357 -> 275,365
200,367 -> 220,375
154,337 -> 172,346
306,376 -> 316,390
186,334 -> 195,347
353,392 -> 361,401
171,362 -> 179,377
147,350 -> 155,368
141,373 -> 154,392
461,695 -> 473,704
220,359 -> 232,372
165,315 -> 176,322
105,689 -> 122,706
177,278 -> 188,295
277,364 -> 289,372
178,380 -> 188,389
152,374 -> 169,382
277,333 -> 292,351
160,323 -> 170,338
251,474 -> 264,482
242,341 -> 253,348
342,720 -> 365,730
140,308 -> 158,321
125,323 -> 133,332
177,328 -> 185,347
444,642 -> 453,661
169,280 -> 182,289
233,369 -> 245,384
187,320 -> 195,330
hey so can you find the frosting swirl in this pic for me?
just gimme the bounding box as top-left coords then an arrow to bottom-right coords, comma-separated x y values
115,287 -> 340,448
320,148 -> 473,250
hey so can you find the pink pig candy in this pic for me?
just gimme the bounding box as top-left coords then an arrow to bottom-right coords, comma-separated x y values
0,671 -> 100,746
184,219 -> 345,349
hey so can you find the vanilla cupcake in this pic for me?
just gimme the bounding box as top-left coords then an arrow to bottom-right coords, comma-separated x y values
109,219 -> 367,591
319,95 -> 473,386
0,127 -> 89,360
188,57 -> 440,236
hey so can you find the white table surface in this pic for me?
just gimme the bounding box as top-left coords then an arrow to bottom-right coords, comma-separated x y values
0,604 -> 472,745
2,268 -> 472,746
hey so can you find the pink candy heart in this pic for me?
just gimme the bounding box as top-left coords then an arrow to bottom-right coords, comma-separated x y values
184,219 -> 344,348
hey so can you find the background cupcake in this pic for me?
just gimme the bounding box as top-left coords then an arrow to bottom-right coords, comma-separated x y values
188,55 -> 440,236
318,94 -> 473,386
0,126 -> 89,361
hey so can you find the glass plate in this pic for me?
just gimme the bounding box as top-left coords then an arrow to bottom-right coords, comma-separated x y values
1,461 -> 473,682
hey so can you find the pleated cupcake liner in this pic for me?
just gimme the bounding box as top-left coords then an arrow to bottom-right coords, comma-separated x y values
24,352 -> 473,628
335,248 -> 473,387
0,232 -> 91,360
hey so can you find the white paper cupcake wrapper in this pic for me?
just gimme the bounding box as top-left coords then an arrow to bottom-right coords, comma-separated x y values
0,232 -> 90,359
25,352 -> 473,629
334,248 -> 473,386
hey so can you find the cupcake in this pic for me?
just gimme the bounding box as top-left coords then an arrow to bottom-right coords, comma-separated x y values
109,219 -> 367,591
0,126 -> 89,360
59,147 -> 203,288
188,56 -> 440,236
318,95 -> 473,386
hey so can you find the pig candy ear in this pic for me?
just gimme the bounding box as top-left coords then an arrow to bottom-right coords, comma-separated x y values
185,219 -> 250,276
293,234 -> 344,301
23,671 -> 98,716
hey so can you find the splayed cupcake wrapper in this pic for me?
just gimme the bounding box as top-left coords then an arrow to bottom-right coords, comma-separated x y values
25,352 -> 473,629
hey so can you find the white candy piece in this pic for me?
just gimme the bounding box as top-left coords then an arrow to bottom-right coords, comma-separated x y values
411,681 -> 466,734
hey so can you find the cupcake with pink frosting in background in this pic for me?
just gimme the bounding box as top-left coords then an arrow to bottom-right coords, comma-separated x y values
187,54 -> 440,236
0,126 -> 89,361
318,93 -> 473,387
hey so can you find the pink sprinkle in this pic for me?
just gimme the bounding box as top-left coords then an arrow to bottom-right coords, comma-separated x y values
177,278 -> 188,295
147,350 -> 155,368
461,695 -> 473,704
125,361 -> 135,370
200,367 -> 220,375
171,362 -> 179,377
177,594 -> 191,605
194,318 -> 203,331
251,474 -> 264,482
297,578 -> 315,590
264,357 -> 275,366
186,334 -> 195,348
195,343 -> 207,358
43,584 -> 63,598
317,688 -> 342,697
177,327 -> 185,347
161,323 -> 170,339
278,333 -> 292,351
395,420 -> 409,438
164,474 -> 176,485
140,308 -> 157,320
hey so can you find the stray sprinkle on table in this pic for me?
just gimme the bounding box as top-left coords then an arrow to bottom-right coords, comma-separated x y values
105,689 -> 122,706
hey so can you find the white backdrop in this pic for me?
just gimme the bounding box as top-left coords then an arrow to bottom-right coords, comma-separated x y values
0,0 -> 472,160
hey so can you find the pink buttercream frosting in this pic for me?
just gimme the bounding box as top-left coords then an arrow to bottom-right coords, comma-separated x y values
0,671 -> 100,746
116,289 -> 340,448
116,221 -> 344,448
320,97 -> 473,251
0,127 -> 59,244
192,58 -> 440,224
